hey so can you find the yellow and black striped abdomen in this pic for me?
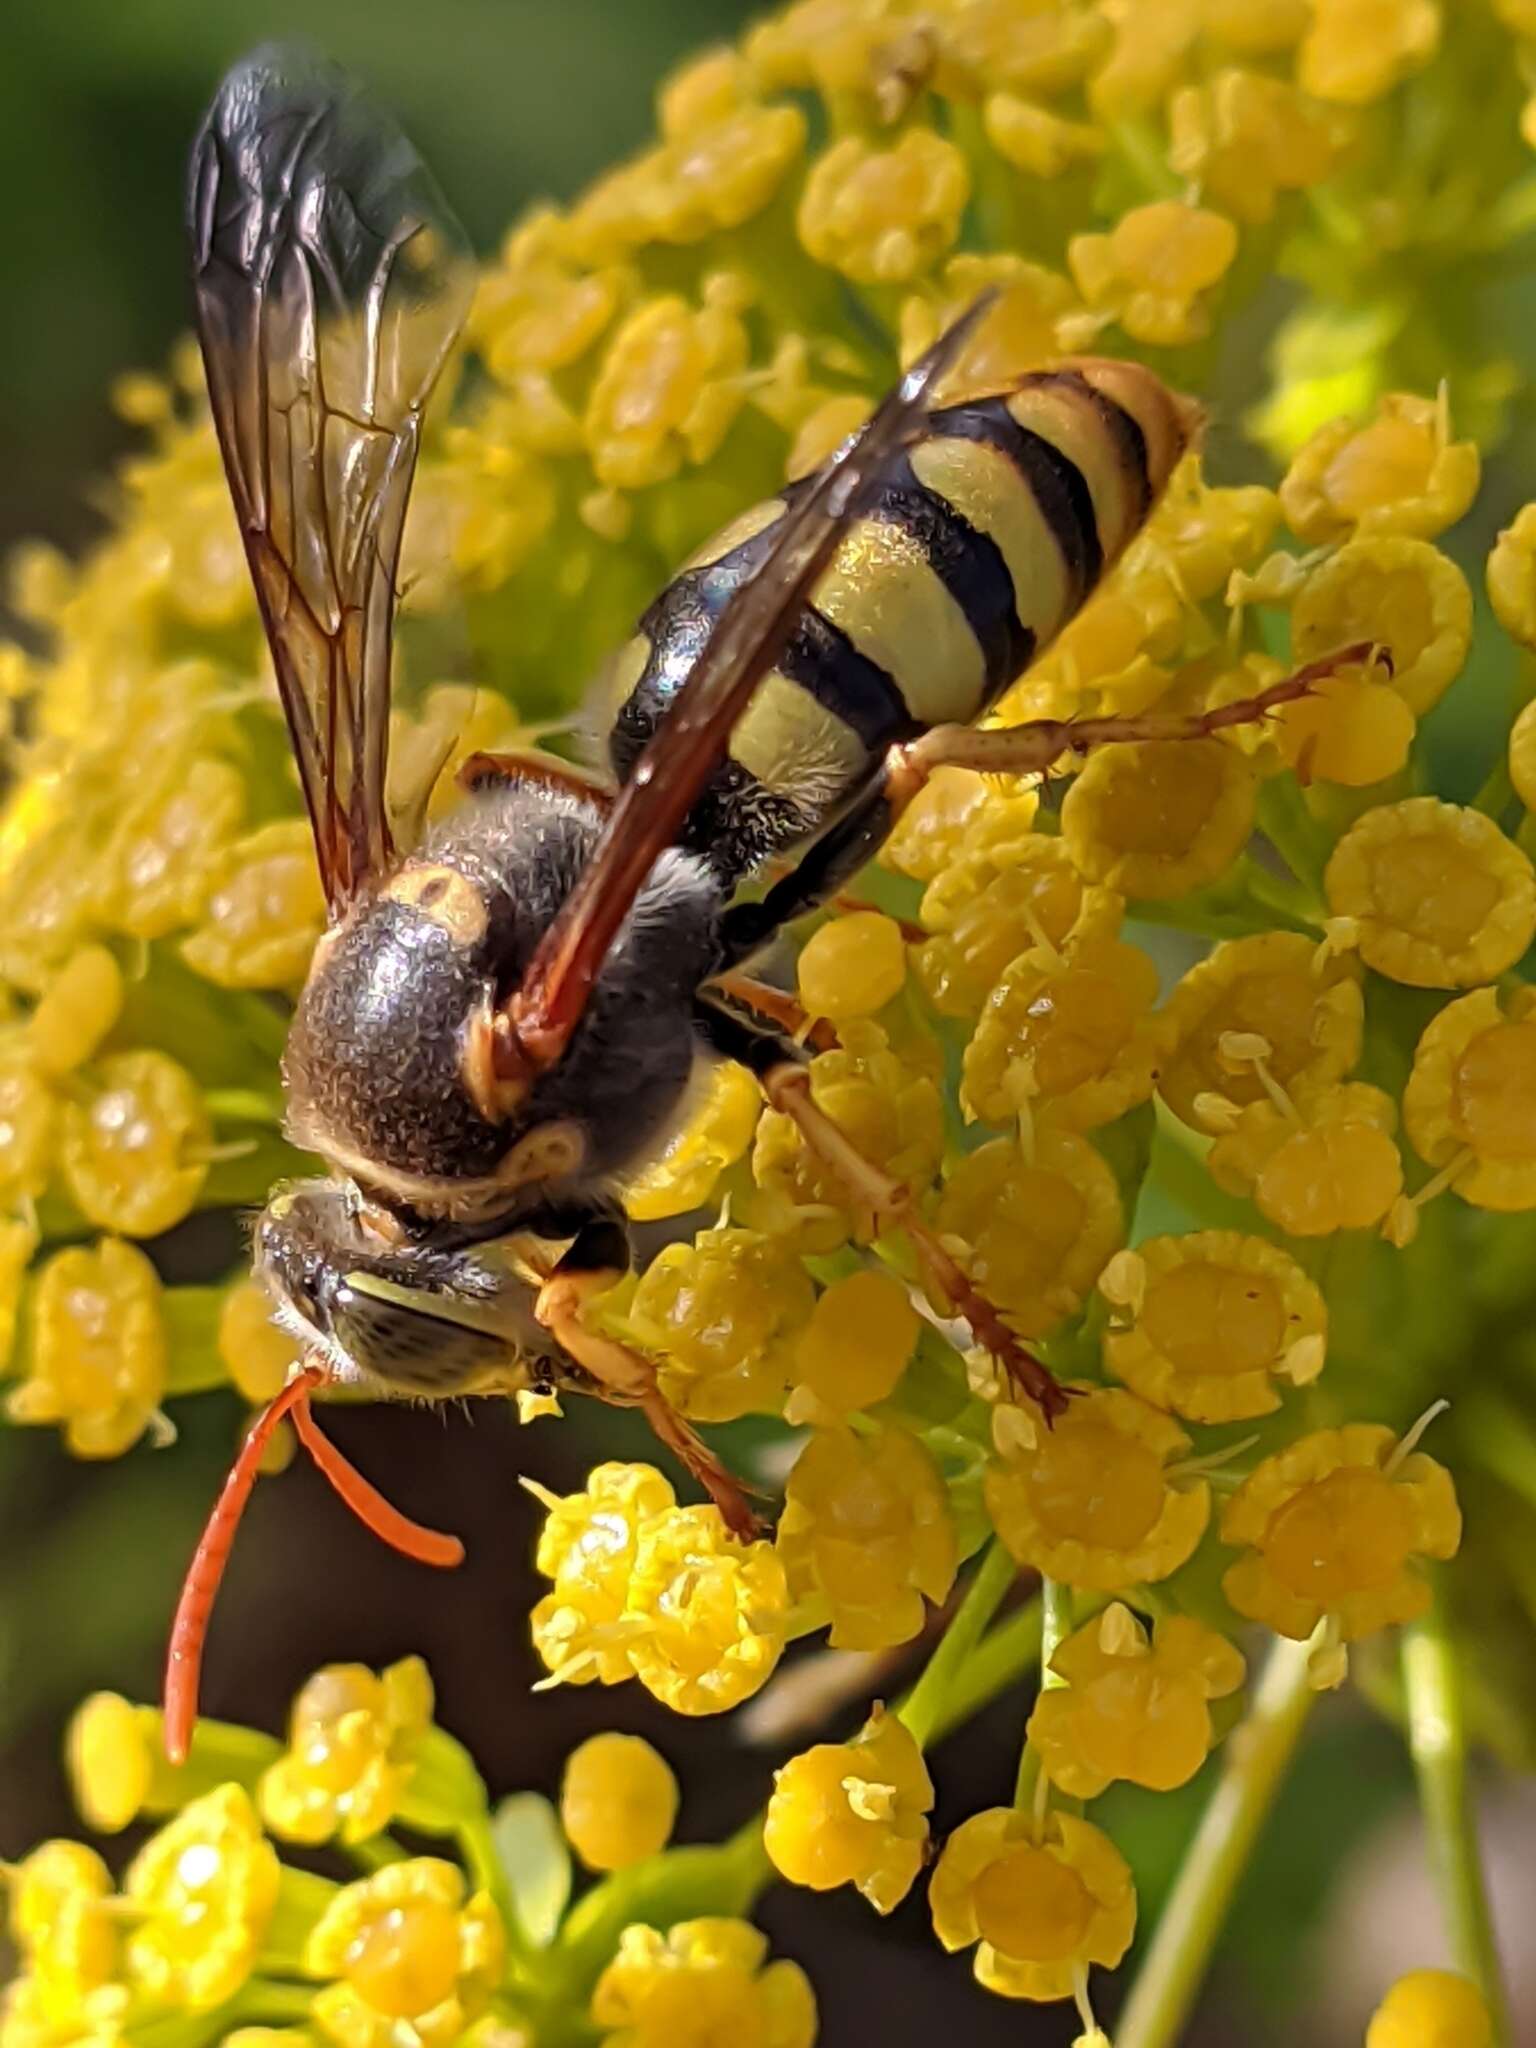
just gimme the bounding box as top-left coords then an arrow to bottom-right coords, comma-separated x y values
606,356 -> 1194,885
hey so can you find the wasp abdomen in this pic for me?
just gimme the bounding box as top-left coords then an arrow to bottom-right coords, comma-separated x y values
609,358 -> 1194,885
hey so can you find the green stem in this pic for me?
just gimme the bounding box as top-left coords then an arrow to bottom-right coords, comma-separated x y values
1116,1634 -> 1317,2048
1013,1577 -> 1071,1810
920,1595 -> 1044,1745
898,1540 -> 1017,1749
1402,1603 -> 1512,2045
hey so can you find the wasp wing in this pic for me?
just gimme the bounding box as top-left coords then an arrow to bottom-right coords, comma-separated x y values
506,296 -> 994,1074
189,44 -> 474,912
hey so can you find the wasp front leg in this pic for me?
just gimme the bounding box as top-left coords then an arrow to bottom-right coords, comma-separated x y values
695,997 -> 1069,1420
531,1219 -> 762,1538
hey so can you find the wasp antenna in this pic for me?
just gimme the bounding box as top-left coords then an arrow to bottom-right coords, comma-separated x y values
288,1401 -> 466,1568
163,1364 -> 327,1764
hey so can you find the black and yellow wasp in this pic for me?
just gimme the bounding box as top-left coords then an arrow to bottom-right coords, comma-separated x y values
166,44 -> 1352,1757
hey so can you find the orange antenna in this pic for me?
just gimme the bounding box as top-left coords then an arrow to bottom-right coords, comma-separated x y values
163,1364 -> 464,1764
289,1400 -> 466,1568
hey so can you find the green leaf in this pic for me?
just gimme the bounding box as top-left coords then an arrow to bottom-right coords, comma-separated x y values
492,1792 -> 572,1948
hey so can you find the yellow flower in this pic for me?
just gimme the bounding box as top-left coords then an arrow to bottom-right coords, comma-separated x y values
529,1463 -> 679,1688
124,1786 -> 281,2010
306,1861 -> 503,2048
625,1505 -> 791,1714
259,1658 -> 435,1847
932,1130 -> 1122,1340
8,1841 -> 119,1995
1221,1423 -> 1461,1643
105,754 -> 246,940
1279,393 -> 1478,542
1269,660 -> 1417,787
623,1059 -> 762,1222
1061,739 -> 1257,900
3,1842 -> 126,2048
1324,799 -> 1536,988
915,830 -> 1122,1021
218,1278 -> 304,1404
1101,1231 -> 1327,1423
590,1919 -> 815,2048
786,1266 -> 919,1421
881,767 -> 1037,884
1487,501 -> 1536,648
1028,1605 -> 1246,1797
0,1049 -> 58,1207
798,130 -> 969,284
1403,985 -> 1536,1210
984,1387 -> 1211,1590
764,1703 -> 932,1912
930,1807 -> 1136,2003
627,1226 -> 815,1421
1290,537 -> 1472,716
0,1214 -> 38,1372
796,911 -> 906,1024
1298,0 -> 1441,104
1066,202 -> 1239,349
1205,1081 -> 1405,1237
560,1733 -> 678,1871
7,1238 -> 166,1458
982,95 -> 1104,180
1167,69 -> 1339,224
752,1021 -> 944,1247
1157,932 -> 1363,1131
181,820 -> 326,990
25,946 -> 123,1078
1366,1970 -> 1493,2048
962,936 -> 1167,1132
583,281 -> 751,492
66,1691 -> 284,1836
59,1050 -> 210,1239
777,1424 -> 956,1650
566,55 -> 804,259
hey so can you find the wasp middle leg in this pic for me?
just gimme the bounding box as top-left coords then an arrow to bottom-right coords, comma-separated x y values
695,996 -> 1069,1419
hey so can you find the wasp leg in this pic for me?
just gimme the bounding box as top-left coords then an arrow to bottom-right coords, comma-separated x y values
532,1246 -> 763,1540
457,749 -> 616,808
706,969 -> 839,1052
716,642 -> 1382,973
898,642 -> 1384,781
695,996 -> 1069,1420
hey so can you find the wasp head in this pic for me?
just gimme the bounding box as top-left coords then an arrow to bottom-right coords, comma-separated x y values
253,1180 -> 547,1398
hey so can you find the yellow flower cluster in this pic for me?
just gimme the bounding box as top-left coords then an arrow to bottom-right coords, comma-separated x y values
7,0 -> 1536,2037
3,1658 -> 808,2048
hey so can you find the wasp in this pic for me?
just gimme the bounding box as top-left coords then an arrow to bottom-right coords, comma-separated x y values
165,45 -> 1370,1759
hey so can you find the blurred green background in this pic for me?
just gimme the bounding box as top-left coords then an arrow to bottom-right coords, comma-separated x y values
1,6 -> 1531,2045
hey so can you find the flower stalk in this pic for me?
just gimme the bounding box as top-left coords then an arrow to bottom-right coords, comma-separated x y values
1402,1598 -> 1511,2047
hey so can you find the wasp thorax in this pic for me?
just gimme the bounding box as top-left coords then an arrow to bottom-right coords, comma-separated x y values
282,787 -> 724,1221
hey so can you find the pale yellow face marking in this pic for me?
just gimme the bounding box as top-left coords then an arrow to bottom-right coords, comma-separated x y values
681,497 -> 786,572
813,517 -> 986,725
912,436 -> 1071,653
727,668 -> 868,801
382,864 -> 488,946
1008,381 -> 1134,562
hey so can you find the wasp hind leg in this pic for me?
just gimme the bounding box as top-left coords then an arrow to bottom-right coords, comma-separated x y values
899,642 -> 1384,781
695,996 -> 1069,1420
531,1220 -> 763,1539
